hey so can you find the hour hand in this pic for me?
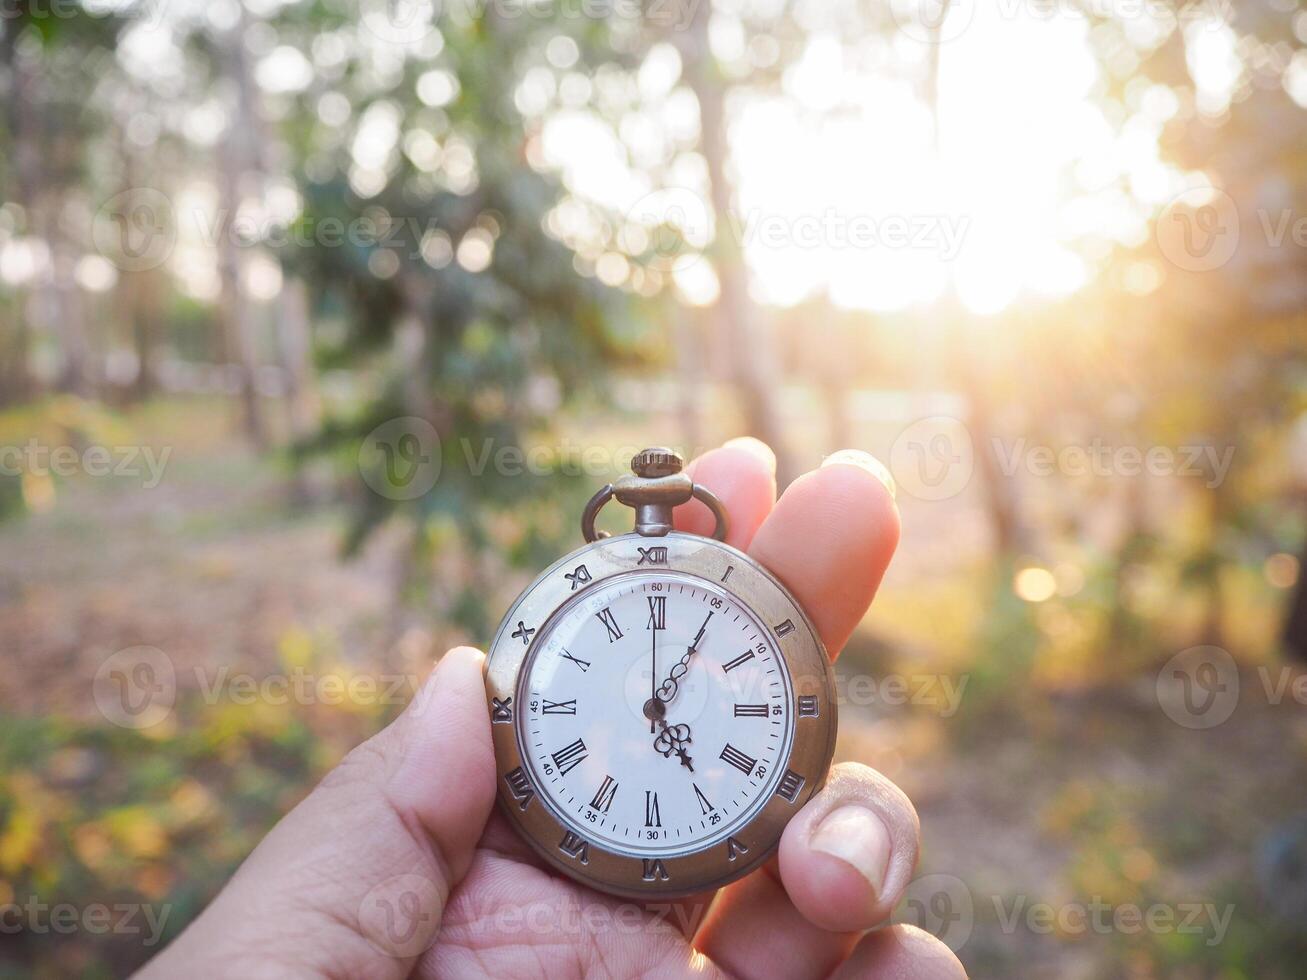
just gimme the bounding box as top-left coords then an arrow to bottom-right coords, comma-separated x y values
654,612 -> 713,705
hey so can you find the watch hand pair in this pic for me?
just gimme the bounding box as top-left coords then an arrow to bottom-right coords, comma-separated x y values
642,611 -> 711,772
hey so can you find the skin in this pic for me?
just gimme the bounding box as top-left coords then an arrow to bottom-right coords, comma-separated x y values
139,440 -> 967,979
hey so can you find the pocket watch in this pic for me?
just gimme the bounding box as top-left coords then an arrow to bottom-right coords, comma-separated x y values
484,447 -> 837,898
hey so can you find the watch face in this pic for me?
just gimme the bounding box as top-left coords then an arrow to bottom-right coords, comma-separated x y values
518,571 -> 793,859
485,531 -> 835,898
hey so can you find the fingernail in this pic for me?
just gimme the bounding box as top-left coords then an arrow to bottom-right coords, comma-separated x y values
822,449 -> 896,500
810,805 -> 892,897
724,436 -> 777,475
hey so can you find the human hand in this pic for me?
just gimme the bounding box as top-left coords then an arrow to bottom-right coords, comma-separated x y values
138,440 -> 965,979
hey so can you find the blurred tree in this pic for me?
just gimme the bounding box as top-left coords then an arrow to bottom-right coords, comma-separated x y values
264,5 -> 638,630
0,5 -> 126,400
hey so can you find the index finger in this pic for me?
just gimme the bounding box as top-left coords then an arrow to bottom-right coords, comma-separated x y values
748,450 -> 899,657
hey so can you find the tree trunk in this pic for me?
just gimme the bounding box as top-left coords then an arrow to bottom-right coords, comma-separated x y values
672,299 -> 704,454
7,41 -> 87,399
216,10 -> 268,447
276,274 -> 320,442
676,4 -> 793,482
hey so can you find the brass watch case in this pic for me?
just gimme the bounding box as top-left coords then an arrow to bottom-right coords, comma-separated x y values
484,529 -> 836,899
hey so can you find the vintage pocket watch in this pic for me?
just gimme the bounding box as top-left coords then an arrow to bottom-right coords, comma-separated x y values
484,447 -> 836,898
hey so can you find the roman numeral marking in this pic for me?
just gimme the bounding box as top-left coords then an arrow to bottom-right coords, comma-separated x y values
644,790 -> 662,827
774,619 -> 795,637
798,695 -> 819,718
511,621 -> 535,645
721,565 -> 734,582
595,607 -> 624,642
722,650 -> 755,673
726,836 -> 748,862
693,783 -> 714,815
776,769 -> 806,803
642,858 -> 670,881
637,546 -> 668,565
551,738 -> 588,776
564,563 -> 591,590
542,699 -> 577,715
590,775 -> 618,813
559,830 -> 589,864
490,696 -> 512,723
646,595 -> 666,630
560,648 -> 590,672
719,743 -> 757,776
733,703 -> 768,717
504,766 -> 534,811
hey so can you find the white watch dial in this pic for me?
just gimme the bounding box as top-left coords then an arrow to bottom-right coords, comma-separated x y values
518,571 -> 795,858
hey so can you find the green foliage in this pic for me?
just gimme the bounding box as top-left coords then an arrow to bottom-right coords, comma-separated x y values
269,9 -> 647,627
0,640 -> 398,977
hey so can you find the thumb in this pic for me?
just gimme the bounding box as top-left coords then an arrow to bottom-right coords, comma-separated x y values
381,645 -> 498,877
139,646 -> 496,979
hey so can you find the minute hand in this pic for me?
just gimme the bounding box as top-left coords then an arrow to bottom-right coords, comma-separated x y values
655,612 -> 712,705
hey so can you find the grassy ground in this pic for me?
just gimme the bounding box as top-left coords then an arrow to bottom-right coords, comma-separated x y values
1,399 -> 1305,978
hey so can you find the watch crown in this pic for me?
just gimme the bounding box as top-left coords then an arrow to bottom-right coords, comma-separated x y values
631,447 -> 684,478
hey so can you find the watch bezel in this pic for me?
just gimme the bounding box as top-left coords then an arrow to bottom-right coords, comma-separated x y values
484,530 -> 837,899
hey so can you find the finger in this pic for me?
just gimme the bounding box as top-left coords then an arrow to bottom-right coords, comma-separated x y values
693,762 -> 921,977
831,925 -> 967,979
693,861 -> 858,980
778,762 -> 920,932
692,454 -> 900,972
139,647 -> 496,979
747,450 -> 898,656
674,437 -> 777,551
382,646 -> 498,880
